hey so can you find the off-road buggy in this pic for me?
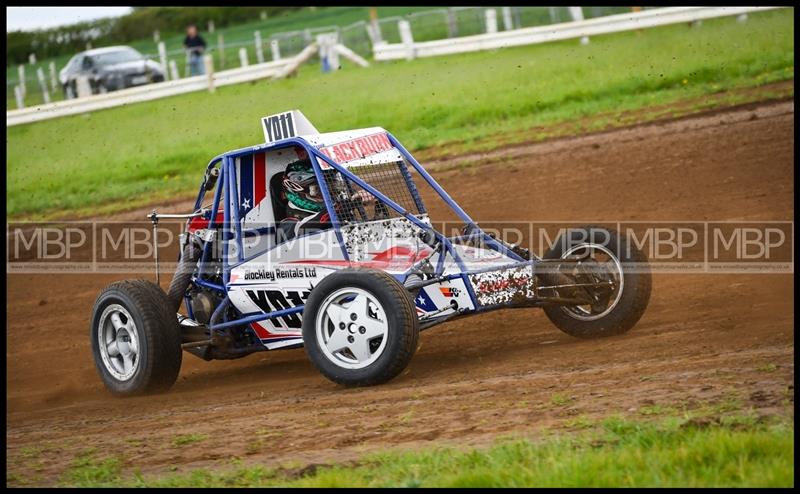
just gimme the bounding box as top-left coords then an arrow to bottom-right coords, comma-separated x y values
90,110 -> 651,395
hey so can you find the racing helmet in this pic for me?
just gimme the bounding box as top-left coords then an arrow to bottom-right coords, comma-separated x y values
283,160 -> 325,214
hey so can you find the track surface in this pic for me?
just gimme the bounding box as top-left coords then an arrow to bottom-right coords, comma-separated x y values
6,100 -> 795,484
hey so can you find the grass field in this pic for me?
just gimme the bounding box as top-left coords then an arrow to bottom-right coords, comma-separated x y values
49,414 -> 793,487
6,9 -> 794,219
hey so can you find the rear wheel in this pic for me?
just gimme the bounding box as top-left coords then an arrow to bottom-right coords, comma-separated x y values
302,269 -> 419,386
90,280 -> 182,396
542,225 -> 651,338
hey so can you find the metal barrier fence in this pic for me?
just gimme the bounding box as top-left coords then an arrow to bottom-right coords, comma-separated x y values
372,6 -> 780,61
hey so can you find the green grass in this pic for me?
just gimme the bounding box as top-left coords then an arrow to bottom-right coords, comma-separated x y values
171,433 -> 208,447
6,9 -> 794,219
55,415 -> 793,487
550,393 -> 575,407
64,454 -> 122,487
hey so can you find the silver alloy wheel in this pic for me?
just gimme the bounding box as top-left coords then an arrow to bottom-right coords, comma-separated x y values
316,287 -> 388,370
98,304 -> 140,381
559,243 -> 624,321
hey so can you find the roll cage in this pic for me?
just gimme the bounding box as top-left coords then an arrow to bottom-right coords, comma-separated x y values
183,132 -> 541,338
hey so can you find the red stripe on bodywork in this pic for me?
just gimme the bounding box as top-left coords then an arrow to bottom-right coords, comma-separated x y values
249,321 -> 301,340
286,246 -> 433,270
187,210 -> 224,232
254,152 -> 266,205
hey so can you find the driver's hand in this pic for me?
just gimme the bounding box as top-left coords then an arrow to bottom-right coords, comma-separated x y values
350,189 -> 376,203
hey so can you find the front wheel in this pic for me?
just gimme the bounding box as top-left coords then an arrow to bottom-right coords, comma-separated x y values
90,280 -> 182,396
542,225 -> 651,338
302,268 -> 419,386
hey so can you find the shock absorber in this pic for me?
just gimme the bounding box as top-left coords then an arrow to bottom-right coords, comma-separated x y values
167,238 -> 202,312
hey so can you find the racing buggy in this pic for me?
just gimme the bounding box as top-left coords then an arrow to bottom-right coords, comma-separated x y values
90,110 -> 651,395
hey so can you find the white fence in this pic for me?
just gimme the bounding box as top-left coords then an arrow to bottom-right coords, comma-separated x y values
6,44 -> 319,127
373,6 -> 784,61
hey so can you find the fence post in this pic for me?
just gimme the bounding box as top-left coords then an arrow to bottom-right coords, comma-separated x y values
398,20 -> 415,61
568,7 -> 589,44
485,9 -> 498,34
254,31 -> 265,64
158,41 -> 169,80
239,47 -> 249,67
502,7 -> 513,31
446,8 -> 458,38
368,7 -> 383,44
513,7 -> 522,29
36,67 -> 51,104
169,60 -> 180,80
365,23 -> 378,45
548,7 -> 558,24
153,30 -> 160,43
17,65 -> 26,97
29,53 -> 37,65
208,20 -> 215,34
14,85 -> 24,109
270,39 -> 281,61
217,33 -> 225,69
49,61 -> 57,92
204,55 -> 215,93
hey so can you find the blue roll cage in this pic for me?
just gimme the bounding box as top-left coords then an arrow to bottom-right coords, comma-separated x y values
184,132 -> 539,339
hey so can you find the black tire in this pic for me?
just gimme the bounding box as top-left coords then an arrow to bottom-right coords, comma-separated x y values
302,268 -> 419,387
542,225 -> 651,339
90,279 -> 182,396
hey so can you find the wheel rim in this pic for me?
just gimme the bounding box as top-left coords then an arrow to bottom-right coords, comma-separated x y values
559,243 -> 624,321
316,287 -> 388,370
97,304 -> 140,381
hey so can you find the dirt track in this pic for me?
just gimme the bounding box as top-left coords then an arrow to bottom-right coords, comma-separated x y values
6,99 -> 795,484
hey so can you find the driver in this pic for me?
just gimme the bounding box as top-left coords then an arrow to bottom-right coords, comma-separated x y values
277,148 -> 376,242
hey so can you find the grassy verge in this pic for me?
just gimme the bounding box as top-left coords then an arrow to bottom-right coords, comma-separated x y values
6,9 -> 794,219
47,413 -> 793,487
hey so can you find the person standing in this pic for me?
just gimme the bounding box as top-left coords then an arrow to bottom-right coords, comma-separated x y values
183,24 -> 207,76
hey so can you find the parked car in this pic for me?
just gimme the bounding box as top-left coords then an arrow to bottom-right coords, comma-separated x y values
59,46 -> 165,98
